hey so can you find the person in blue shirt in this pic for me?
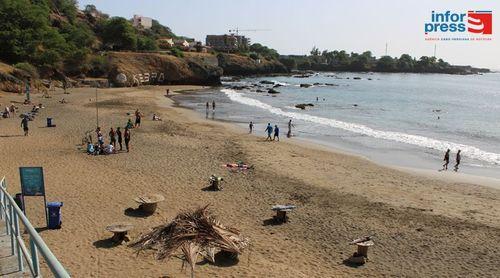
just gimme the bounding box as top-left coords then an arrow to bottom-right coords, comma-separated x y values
273,125 -> 280,141
265,123 -> 273,141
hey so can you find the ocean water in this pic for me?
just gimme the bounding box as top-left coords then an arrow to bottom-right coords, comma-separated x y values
175,72 -> 500,178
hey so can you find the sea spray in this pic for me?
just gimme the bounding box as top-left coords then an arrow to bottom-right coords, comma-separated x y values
222,88 -> 500,165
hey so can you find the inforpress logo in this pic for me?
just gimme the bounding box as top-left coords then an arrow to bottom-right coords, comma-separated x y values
424,10 -> 493,40
468,11 -> 492,34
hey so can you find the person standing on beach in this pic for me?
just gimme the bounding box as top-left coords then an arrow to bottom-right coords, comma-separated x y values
442,149 -> 450,170
454,150 -> 461,172
206,101 -> 209,110
273,125 -> 280,141
21,116 -> 29,136
109,128 -> 116,147
249,121 -> 254,133
124,127 -> 131,152
134,109 -> 142,128
212,100 -> 216,111
116,127 -> 123,151
287,119 -> 294,138
166,88 -> 170,96
265,123 -> 273,141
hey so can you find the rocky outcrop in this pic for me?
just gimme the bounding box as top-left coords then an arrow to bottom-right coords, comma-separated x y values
0,62 -> 29,93
107,52 -> 222,87
217,54 -> 288,76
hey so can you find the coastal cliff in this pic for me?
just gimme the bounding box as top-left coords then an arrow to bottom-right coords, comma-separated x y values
217,53 -> 288,76
107,52 -> 223,87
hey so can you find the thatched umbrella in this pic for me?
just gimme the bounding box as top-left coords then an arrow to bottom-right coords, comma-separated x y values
129,205 -> 249,276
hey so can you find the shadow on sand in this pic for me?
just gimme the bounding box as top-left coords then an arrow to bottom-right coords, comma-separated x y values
93,238 -> 121,249
124,207 -> 154,218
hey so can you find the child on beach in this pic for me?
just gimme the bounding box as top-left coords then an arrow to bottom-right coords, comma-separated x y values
126,119 -> 133,129
124,127 -> 131,152
249,121 -> 254,133
273,125 -> 280,141
265,123 -> 273,141
116,127 -> 123,151
442,149 -> 450,170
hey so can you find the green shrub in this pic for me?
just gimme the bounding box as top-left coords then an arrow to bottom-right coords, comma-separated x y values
87,55 -> 110,77
170,47 -> 184,58
14,62 -> 39,78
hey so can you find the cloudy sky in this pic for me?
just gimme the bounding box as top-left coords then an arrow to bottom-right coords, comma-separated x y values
79,0 -> 499,69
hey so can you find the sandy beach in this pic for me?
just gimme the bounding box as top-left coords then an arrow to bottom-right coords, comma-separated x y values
1,86 -> 499,277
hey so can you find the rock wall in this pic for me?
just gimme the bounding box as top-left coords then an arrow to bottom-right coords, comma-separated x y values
217,54 -> 288,76
107,52 -> 222,87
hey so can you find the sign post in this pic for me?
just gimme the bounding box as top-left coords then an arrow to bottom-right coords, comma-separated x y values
19,167 -> 48,226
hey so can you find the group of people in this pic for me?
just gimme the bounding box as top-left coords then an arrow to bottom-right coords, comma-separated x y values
2,104 -> 17,118
87,126 -> 131,155
442,149 -> 461,172
206,101 -> 216,111
248,119 -> 295,142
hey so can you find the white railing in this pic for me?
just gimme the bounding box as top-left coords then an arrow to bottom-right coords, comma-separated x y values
0,176 -> 70,277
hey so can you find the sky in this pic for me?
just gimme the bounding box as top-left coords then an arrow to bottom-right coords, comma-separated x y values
78,0 -> 499,69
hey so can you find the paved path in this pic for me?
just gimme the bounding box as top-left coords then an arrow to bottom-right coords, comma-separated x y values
0,219 -> 28,277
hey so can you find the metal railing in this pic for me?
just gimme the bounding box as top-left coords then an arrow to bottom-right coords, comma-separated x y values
0,176 -> 70,277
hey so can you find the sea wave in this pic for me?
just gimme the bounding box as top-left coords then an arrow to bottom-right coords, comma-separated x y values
222,88 -> 500,165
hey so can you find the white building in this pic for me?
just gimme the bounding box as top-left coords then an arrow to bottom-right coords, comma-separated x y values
133,15 -> 152,29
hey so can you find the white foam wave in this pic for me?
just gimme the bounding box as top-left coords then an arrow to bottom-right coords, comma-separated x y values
222,89 -> 500,165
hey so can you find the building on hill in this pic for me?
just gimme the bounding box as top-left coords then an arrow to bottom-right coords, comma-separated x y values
174,39 -> 190,50
206,34 -> 249,52
133,15 -> 152,29
157,38 -> 175,49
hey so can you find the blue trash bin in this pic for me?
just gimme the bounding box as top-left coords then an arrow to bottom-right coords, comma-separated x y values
46,117 -> 52,127
47,202 -> 63,229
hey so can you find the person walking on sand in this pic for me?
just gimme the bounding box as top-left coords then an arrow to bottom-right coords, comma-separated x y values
249,121 -> 254,133
454,150 -> 461,172
442,149 -> 450,171
265,123 -> 273,141
212,100 -> 216,111
109,127 -> 116,147
134,109 -> 142,128
116,127 -> 123,151
287,119 -> 294,138
206,101 -> 209,111
21,116 -> 29,136
124,127 -> 131,152
273,125 -> 280,141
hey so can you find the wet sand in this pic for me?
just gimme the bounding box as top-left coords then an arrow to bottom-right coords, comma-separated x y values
0,86 -> 499,277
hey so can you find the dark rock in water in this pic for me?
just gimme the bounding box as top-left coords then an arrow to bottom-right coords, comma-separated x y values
324,83 -> 337,86
368,78 -> 372,80
260,80 -> 275,85
300,83 -> 312,88
256,89 -> 265,93
295,103 -> 314,110
268,88 -> 280,94
293,73 -> 313,78
231,85 -> 250,90
313,82 -> 321,85
273,84 -> 282,88
346,77 -> 350,79
353,104 -> 358,107
353,77 -> 361,80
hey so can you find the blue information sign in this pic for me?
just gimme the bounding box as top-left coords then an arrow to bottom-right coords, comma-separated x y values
19,167 -> 45,196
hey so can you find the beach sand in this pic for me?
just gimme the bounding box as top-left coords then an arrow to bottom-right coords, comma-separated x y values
0,86 -> 499,277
